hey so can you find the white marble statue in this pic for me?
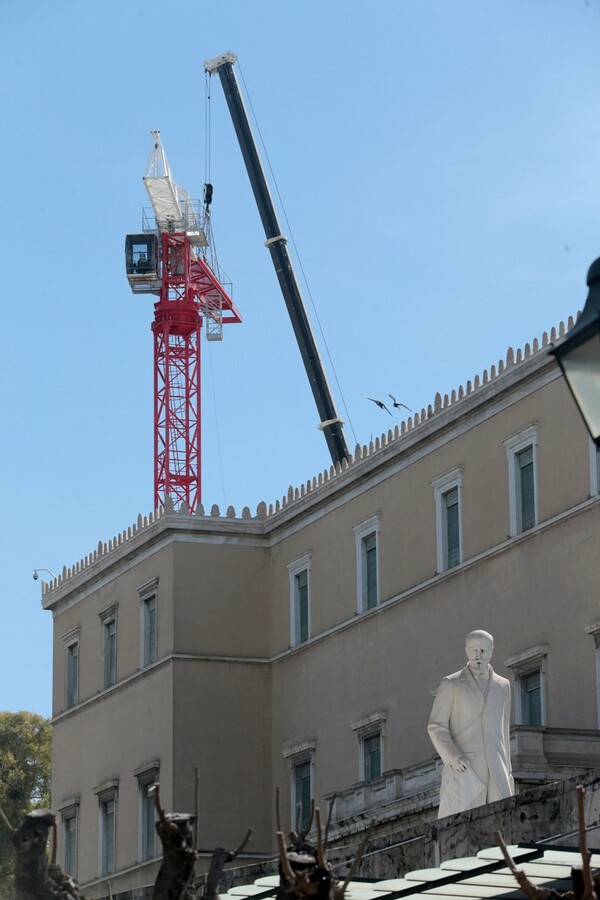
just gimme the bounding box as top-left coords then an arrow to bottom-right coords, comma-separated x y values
427,629 -> 514,818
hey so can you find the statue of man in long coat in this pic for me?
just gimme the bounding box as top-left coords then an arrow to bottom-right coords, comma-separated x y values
427,629 -> 514,818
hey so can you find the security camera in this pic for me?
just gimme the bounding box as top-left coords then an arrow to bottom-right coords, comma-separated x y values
33,571 -> 39,580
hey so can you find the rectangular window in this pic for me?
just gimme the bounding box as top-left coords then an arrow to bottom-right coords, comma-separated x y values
63,814 -> 77,877
140,780 -> 156,861
143,596 -> 157,667
288,555 -> 311,647
100,796 -> 116,876
516,446 -> 535,532
443,487 -> 460,569
353,712 -> 386,784
354,516 -> 380,613
294,760 -> 312,831
505,427 -> 537,537
433,469 -> 463,573
284,741 -> 316,833
138,579 -> 159,669
66,641 -> 79,709
505,644 -> 548,726
363,732 -> 382,782
103,618 -> 117,689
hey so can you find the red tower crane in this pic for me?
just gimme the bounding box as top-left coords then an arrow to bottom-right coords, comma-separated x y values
125,131 -> 242,512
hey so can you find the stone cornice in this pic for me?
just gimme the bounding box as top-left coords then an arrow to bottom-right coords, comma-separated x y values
504,644 -> 549,669
282,740 -> 316,759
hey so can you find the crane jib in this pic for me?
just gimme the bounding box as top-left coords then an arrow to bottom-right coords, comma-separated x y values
207,55 -> 349,467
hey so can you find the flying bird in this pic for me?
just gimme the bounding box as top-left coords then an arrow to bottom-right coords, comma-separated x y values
364,395 -> 393,416
389,394 -> 412,413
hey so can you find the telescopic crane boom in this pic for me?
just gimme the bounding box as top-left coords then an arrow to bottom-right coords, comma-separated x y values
204,52 -> 350,468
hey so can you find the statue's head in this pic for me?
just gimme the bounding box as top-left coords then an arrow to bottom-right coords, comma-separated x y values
465,629 -> 494,674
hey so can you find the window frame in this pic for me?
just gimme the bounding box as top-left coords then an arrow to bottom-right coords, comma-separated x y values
63,627 -> 80,711
135,762 -> 159,863
94,781 -> 119,877
138,578 -> 159,669
585,620 -> 600,726
283,740 -> 316,832
100,604 -> 118,690
505,425 -> 538,537
432,468 -> 463,573
288,554 -> 311,647
352,711 -> 387,783
59,799 -> 79,878
504,644 -> 548,726
354,515 -> 380,613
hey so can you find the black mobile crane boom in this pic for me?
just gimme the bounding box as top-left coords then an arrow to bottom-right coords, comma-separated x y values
204,52 -> 350,468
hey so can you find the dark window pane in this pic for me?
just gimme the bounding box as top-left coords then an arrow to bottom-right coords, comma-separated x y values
523,670 -> 542,725
142,783 -> 155,860
364,734 -> 382,781
295,761 -> 311,829
364,534 -> 377,609
104,620 -> 116,688
295,570 -> 309,643
64,816 -> 77,876
144,597 -> 157,666
102,798 -> 115,875
444,488 -> 460,569
67,643 -> 79,709
517,446 -> 535,532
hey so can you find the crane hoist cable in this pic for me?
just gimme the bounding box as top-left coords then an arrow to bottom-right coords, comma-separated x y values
204,69 -> 212,189
204,67 -> 228,508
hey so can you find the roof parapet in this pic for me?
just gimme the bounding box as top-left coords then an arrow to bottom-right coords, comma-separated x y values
43,315 -> 576,597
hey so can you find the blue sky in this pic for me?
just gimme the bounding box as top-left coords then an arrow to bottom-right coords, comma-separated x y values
1,0 -> 599,717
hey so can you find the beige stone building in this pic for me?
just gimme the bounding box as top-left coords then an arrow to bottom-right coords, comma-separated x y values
43,317 -> 600,896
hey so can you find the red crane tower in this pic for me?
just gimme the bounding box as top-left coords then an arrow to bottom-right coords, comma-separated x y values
125,132 -> 242,512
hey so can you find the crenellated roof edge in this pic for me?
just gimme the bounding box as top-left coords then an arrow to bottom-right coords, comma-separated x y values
42,314 -> 576,598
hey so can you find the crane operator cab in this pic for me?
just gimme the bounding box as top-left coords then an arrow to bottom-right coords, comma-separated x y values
125,233 -> 161,295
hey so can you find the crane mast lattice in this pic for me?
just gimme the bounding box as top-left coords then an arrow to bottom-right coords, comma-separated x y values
125,131 -> 242,512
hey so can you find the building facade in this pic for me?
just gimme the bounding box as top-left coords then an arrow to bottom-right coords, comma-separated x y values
43,320 -> 600,896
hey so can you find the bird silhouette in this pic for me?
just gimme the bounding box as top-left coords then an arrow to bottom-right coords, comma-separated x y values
389,394 -> 412,413
364,395 -> 393,416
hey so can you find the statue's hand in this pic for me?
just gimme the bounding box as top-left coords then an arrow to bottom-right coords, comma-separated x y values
450,756 -> 470,773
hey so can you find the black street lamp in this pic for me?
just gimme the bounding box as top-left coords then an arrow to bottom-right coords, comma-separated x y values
550,258 -> 600,447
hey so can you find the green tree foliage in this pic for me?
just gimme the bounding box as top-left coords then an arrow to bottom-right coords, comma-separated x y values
0,711 -> 51,900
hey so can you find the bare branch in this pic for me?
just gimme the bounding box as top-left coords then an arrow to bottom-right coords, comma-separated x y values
153,783 -> 177,834
495,831 -> 540,900
277,830 -> 296,884
0,801 -> 15,832
298,800 -> 315,840
339,821 -> 375,895
194,768 -> 200,851
495,831 -> 519,875
276,786 -> 282,834
51,818 -> 57,866
324,794 -> 336,851
315,808 -> 326,869
230,828 -> 253,860
107,880 -> 113,900
295,802 -> 302,836
577,785 -> 595,900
